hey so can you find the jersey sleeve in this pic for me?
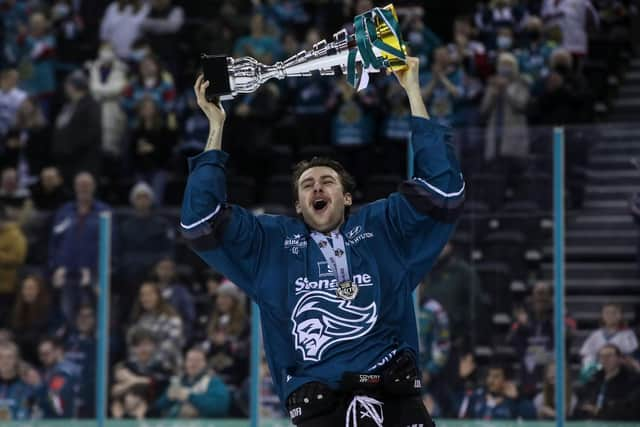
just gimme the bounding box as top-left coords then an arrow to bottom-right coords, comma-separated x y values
179,150 -> 267,301
382,117 -> 465,288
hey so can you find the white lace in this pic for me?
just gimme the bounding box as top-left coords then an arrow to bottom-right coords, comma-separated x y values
345,395 -> 384,427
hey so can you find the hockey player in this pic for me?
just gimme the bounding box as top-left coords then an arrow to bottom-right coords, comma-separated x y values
180,56 -> 465,426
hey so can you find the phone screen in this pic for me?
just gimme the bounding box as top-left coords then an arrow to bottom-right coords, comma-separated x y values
201,54 -> 231,101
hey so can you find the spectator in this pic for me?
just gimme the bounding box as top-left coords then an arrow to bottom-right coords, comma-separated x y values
420,243 -> 487,345
129,97 -> 178,204
100,0 -> 150,60
87,42 -> 128,166
112,328 -> 172,404
201,280 -> 249,387
579,303 -> 639,381
529,48 -> 591,124
140,0 -> 185,76
575,344 -> 640,420
128,281 -> 184,370
118,182 -> 174,291
63,304 -> 96,418
457,364 -> 536,419
176,90 -> 210,158
10,275 -> 62,365
480,52 -> 530,168
516,16 -> 555,85
49,172 -> 110,323
13,96 -> 51,175
1,0 -> 29,67
541,0 -> 599,68
153,347 -> 230,418
507,281 -> 577,397
0,167 -> 30,207
447,350 -> 481,418
0,202 -> 27,317
475,0 -> 527,46
37,337 -> 80,418
111,384 -> 149,419
17,12 -> 56,117
493,26 -> 516,58
0,68 -> 27,138
418,298 -> 451,415
122,54 -> 177,120
534,361 -> 577,419
233,13 -> 281,65
420,47 -> 465,126
152,257 -> 194,341
404,14 -> 442,69
29,166 -> 72,211
0,341 -> 36,420
448,16 -> 489,80
51,70 -> 102,183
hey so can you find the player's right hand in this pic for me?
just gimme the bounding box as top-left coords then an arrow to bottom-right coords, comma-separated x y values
194,74 -> 226,126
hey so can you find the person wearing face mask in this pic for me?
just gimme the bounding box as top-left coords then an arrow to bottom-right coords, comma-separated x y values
480,53 -> 530,172
515,16 -> 555,85
181,57 -> 465,426
474,0 -> 526,46
87,43 -> 128,165
420,47 -> 466,127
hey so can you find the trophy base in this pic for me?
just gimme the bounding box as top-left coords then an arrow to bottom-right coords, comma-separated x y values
201,54 -> 232,101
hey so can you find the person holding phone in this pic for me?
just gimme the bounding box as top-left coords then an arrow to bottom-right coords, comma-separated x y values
180,56 -> 465,426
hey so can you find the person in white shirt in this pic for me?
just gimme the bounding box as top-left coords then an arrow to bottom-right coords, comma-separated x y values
580,303 -> 640,380
541,0 -> 599,64
99,0 -> 150,60
0,68 -> 27,137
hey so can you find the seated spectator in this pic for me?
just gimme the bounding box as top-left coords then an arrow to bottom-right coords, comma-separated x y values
516,16 -> 555,85
127,281 -> 184,369
0,341 -> 36,420
0,167 -> 30,208
447,350 -> 481,418
29,166 -> 72,211
51,70 -> 102,183
507,281 -> 576,398
112,329 -> 172,404
200,281 -> 249,388
140,0 -> 185,75
49,172 -> 110,323
457,364 -> 536,420
0,203 -> 27,319
10,275 -> 62,365
36,337 -> 81,418
420,47 -> 465,127
152,257 -> 194,341
534,362 -> 577,419
541,0 -> 598,68
480,52 -> 530,170
63,304 -> 96,418
0,68 -> 27,139
153,347 -> 230,418
121,54 -> 176,120
118,183 -> 174,291
111,384 -> 149,419
1,0 -> 29,68
129,97 -> 178,204
575,344 -> 640,420
580,303 -> 639,381
16,12 -> 56,117
87,42 -> 128,164
100,0 -> 150,60
233,13 -> 282,65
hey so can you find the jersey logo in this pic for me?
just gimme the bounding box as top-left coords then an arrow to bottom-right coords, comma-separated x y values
291,291 -> 377,362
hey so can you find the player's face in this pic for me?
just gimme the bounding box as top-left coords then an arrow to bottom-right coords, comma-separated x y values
295,166 -> 352,233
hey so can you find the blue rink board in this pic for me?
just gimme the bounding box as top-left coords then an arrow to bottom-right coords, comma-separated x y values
3,420 -> 638,427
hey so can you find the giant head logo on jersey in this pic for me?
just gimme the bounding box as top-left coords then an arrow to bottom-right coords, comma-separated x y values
291,291 -> 377,362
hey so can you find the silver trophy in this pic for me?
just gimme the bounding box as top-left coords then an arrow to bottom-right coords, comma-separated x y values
201,4 -> 407,101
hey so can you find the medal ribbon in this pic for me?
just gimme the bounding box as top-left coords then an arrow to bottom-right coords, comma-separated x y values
310,231 -> 351,286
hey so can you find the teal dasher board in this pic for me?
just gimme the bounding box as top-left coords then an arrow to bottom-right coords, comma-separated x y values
3,420 -> 640,427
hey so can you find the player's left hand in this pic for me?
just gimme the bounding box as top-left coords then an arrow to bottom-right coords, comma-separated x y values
393,56 -> 420,95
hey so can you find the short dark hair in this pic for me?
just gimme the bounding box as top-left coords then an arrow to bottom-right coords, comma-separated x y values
600,343 -> 622,357
291,157 -> 356,203
487,363 -> 510,379
39,336 -> 64,350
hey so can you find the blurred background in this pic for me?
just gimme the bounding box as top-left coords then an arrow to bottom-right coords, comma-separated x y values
0,0 -> 640,424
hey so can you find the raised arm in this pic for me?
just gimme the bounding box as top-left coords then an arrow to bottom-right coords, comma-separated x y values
179,76 -> 268,301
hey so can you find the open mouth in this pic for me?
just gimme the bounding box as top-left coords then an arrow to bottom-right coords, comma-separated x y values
312,199 -> 329,213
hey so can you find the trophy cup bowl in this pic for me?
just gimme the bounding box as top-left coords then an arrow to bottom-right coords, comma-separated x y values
201,3 -> 407,101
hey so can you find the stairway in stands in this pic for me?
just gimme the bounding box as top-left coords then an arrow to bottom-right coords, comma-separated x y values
544,56 -> 640,369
